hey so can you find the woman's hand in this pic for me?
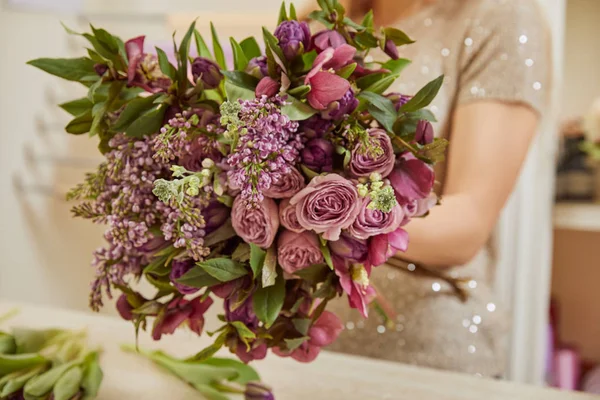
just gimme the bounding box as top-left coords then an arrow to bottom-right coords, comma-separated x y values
395,100 -> 539,268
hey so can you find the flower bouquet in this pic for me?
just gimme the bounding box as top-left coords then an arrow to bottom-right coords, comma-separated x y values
28,0 -> 446,365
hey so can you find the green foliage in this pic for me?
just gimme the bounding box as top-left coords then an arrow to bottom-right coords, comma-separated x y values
249,244 -> 266,277
221,71 -> 259,90
239,37 -> 262,60
359,91 -> 397,133
59,98 -> 93,117
253,272 -> 285,328
399,75 -> 444,113
211,22 -> 226,69
125,105 -> 167,138
194,30 -> 213,59
176,266 -> 221,289
196,258 -> 248,282
230,38 -> 249,71
27,58 -> 96,83
281,96 -> 317,120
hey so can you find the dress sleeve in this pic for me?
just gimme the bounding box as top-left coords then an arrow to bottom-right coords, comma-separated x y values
456,0 -> 551,115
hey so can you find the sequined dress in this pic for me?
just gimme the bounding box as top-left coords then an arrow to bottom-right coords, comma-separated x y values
326,0 -> 550,377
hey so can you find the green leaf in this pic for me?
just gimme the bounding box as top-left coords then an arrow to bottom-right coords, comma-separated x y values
292,318 -> 311,336
249,244 -> 266,277
319,241 -> 334,270
65,111 -> 93,135
230,321 -> 256,350
284,336 -> 309,351
197,258 -> 248,282
239,37 -> 262,60
343,17 -> 366,31
145,273 -> 176,294
185,331 -> 228,362
111,94 -> 160,132
125,104 -> 167,138
418,138 -> 449,163
11,329 -> 62,354
337,62 -> 356,79
361,10 -> 374,30
176,266 -> 223,289
178,21 -> 197,88
224,81 -> 255,102
59,98 -> 93,117
287,85 -> 310,97
232,243 -> 251,262
203,220 -> 237,247
300,164 -> 320,180
201,358 -> 260,384
363,73 -> 399,95
399,75 -> 444,113
359,91 -> 397,132
289,3 -> 297,19
293,263 -> 329,284
211,22 -> 226,69
0,365 -> 47,398
194,30 -> 213,59
229,38 -> 249,71
308,10 -> 333,29
0,333 -> 16,354
90,25 -> 119,53
81,353 -> 103,399
156,47 -> 177,79
277,1 -> 288,24
24,360 -> 78,397
27,57 -> 96,83
281,96 -> 317,120
261,246 -> 277,288
53,366 -> 82,400
221,70 -> 259,90
0,353 -> 48,376
253,272 -> 285,328
262,27 -> 287,72
383,27 -> 415,46
381,58 -> 411,75
354,31 -> 378,49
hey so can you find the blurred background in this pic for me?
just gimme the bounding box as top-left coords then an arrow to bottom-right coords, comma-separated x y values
0,0 -> 599,394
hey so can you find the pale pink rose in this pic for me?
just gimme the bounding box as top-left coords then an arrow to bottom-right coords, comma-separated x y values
263,167 -> 306,199
279,198 -> 305,233
290,174 -> 360,241
349,129 -> 395,178
347,197 -> 404,239
231,196 -> 279,248
277,230 -> 323,275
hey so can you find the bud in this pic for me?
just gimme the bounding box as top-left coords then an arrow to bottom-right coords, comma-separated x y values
415,120 -> 434,145
245,56 -> 269,79
385,92 -> 412,112
329,233 -> 368,263
116,294 -> 134,320
320,88 -> 358,120
301,138 -> 334,173
255,77 -> 280,98
94,63 -> 108,76
274,20 -> 311,60
244,382 -> 275,400
384,39 -> 399,60
191,57 -> 223,90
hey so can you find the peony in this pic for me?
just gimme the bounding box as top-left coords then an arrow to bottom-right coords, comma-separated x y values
348,197 -> 404,239
231,196 -> 279,248
279,198 -> 305,233
277,230 -> 324,275
263,166 -> 306,199
290,174 -> 361,241
388,152 -> 435,205
349,129 -> 396,178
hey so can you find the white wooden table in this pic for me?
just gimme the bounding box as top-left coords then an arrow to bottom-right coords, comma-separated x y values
0,302 -> 596,400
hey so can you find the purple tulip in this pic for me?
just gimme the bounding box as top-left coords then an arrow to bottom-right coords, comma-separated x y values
191,57 -> 223,90
311,30 -> 346,53
116,294 -> 134,320
385,92 -> 412,112
415,120 -> 434,145
255,76 -> 280,98
329,233 -> 368,263
274,20 -> 311,60
169,259 -> 199,295
246,56 -> 269,79
245,382 -> 275,400
298,115 -> 333,139
388,152 -> 435,205
301,138 -> 334,172
321,88 -> 358,120
384,39 -> 399,60
202,200 -> 230,234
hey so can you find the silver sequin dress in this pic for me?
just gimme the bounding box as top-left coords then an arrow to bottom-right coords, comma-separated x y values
326,0 -> 551,377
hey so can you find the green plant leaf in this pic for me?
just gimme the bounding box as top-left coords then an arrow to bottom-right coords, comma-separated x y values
125,104 -> 167,138
399,75 -> 444,113
65,111 -> 93,135
229,38 -> 249,71
359,91 -> 397,132
361,10 -> 374,30
59,98 -> 93,117
289,3 -> 297,19
11,329 -> 62,354
383,27 -> 415,46
281,96 -> 316,120
24,360 -> 78,397
262,27 -> 287,72
239,37 -> 262,60
308,10 -> 333,29
381,58 -> 411,75
111,94 -> 160,132
177,267 -> 221,289
343,17 -> 366,31
287,84 -> 310,97
249,244 -> 266,277
232,243 -> 251,262
284,336 -> 310,351
221,70 -> 259,90
300,164 -> 320,180
277,1 -> 288,24
177,20 -> 196,91
211,22 -> 226,69
337,62 -> 356,79
197,258 -> 248,282
354,31 -> 378,49
27,57 -> 96,83
203,220 -> 237,247
81,353 -> 103,399
201,358 -> 259,384
185,330 -> 228,362
53,366 -> 82,400
230,321 -> 256,350
418,138 -> 449,164
145,273 -> 176,294
224,81 -> 255,102
363,73 -> 399,95
194,30 -> 213,59
319,241 -> 334,270
253,272 -> 285,328
0,364 -> 47,398
261,246 -> 277,288
293,263 -> 329,284
155,47 -> 177,80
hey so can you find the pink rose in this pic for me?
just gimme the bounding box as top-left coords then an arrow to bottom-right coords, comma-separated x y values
349,129 -> 396,178
263,167 -> 306,199
277,230 -> 324,274
348,197 -> 404,239
231,196 -> 279,248
279,198 -> 305,233
290,174 -> 361,241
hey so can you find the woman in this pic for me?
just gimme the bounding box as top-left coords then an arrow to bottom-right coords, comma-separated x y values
323,0 -> 551,377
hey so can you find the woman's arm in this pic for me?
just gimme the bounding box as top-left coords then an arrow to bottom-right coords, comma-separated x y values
395,100 -> 539,268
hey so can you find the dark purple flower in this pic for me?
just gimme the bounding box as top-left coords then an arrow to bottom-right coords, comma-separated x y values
116,294 -> 134,320
246,56 -> 269,79
191,57 -> 223,90
202,200 -> 229,234
311,30 -> 346,53
299,115 -> 333,139
301,138 -> 334,172
415,120 -> 434,145
321,88 -> 358,120
329,232 -> 368,263
385,92 -> 412,112
225,296 -> 258,329
125,36 -> 171,93
384,39 -> 399,60
152,296 -> 213,340
169,259 -> 199,295
94,63 -> 108,76
388,152 -> 435,205
245,382 -> 275,400
274,20 -> 311,60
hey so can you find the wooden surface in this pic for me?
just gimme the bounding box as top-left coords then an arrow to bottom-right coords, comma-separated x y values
0,302 -> 596,400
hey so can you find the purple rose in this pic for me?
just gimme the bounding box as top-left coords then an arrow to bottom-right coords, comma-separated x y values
384,39 -> 399,60
299,115 -> 333,139
311,30 -> 346,53
415,120 -> 434,145
329,233 -> 368,263
263,166 -> 305,199
348,197 -> 404,239
191,57 -> 223,90
277,230 -> 324,275
385,92 -> 412,112
290,174 -> 361,241
274,20 -> 311,60
231,196 -> 279,248
202,200 -> 229,234
255,76 -> 280,98
321,88 -> 358,120
349,129 -> 396,178
246,55 -> 269,79
169,259 -> 199,295
301,138 -> 334,173
388,152 -> 435,205
279,198 -> 305,233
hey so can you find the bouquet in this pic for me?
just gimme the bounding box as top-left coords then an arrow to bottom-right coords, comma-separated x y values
28,0 -> 446,365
